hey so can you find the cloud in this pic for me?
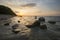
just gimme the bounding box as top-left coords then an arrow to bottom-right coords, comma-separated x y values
20,3 -> 36,7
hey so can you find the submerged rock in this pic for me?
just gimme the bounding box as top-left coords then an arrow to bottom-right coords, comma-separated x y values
48,21 -> 56,24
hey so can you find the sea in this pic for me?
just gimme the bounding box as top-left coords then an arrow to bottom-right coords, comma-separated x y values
0,15 -> 60,40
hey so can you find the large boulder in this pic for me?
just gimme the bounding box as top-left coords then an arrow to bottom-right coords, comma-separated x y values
39,17 -> 45,22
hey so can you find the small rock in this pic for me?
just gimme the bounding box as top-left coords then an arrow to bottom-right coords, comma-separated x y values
4,23 -> 9,26
12,24 -> 19,29
39,24 -> 47,30
12,29 -> 20,34
18,20 -> 20,23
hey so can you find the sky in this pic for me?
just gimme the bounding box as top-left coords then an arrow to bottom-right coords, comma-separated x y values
0,0 -> 60,16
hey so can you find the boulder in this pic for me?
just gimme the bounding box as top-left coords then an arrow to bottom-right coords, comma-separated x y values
40,24 -> 47,30
39,17 -> 45,22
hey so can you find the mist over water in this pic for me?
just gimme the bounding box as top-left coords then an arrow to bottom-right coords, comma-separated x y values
0,15 -> 60,40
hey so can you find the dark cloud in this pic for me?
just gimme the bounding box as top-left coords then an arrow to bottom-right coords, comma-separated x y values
20,3 -> 36,7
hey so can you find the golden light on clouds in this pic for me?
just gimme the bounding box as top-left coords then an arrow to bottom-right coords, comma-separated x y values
19,7 -> 41,16
16,7 -> 60,16
0,0 -> 60,16
3,3 -> 60,16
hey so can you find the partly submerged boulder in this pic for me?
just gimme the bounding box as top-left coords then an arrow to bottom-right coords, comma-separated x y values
48,21 -> 56,24
39,17 -> 45,22
0,5 -> 16,16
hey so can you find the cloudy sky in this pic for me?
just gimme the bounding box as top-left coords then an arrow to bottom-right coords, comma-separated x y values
0,0 -> 60,16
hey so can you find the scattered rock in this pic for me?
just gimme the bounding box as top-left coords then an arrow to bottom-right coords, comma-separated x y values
25,17 -> 47,30
12,24 -> 20,34
18,20 -> 20,23
0,18 -> 7,20
12,24 -> 19,29
25,25 -> 33,28
12,29 -> 20,34
4,23 -> 9,26
35,16 -> 37,19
